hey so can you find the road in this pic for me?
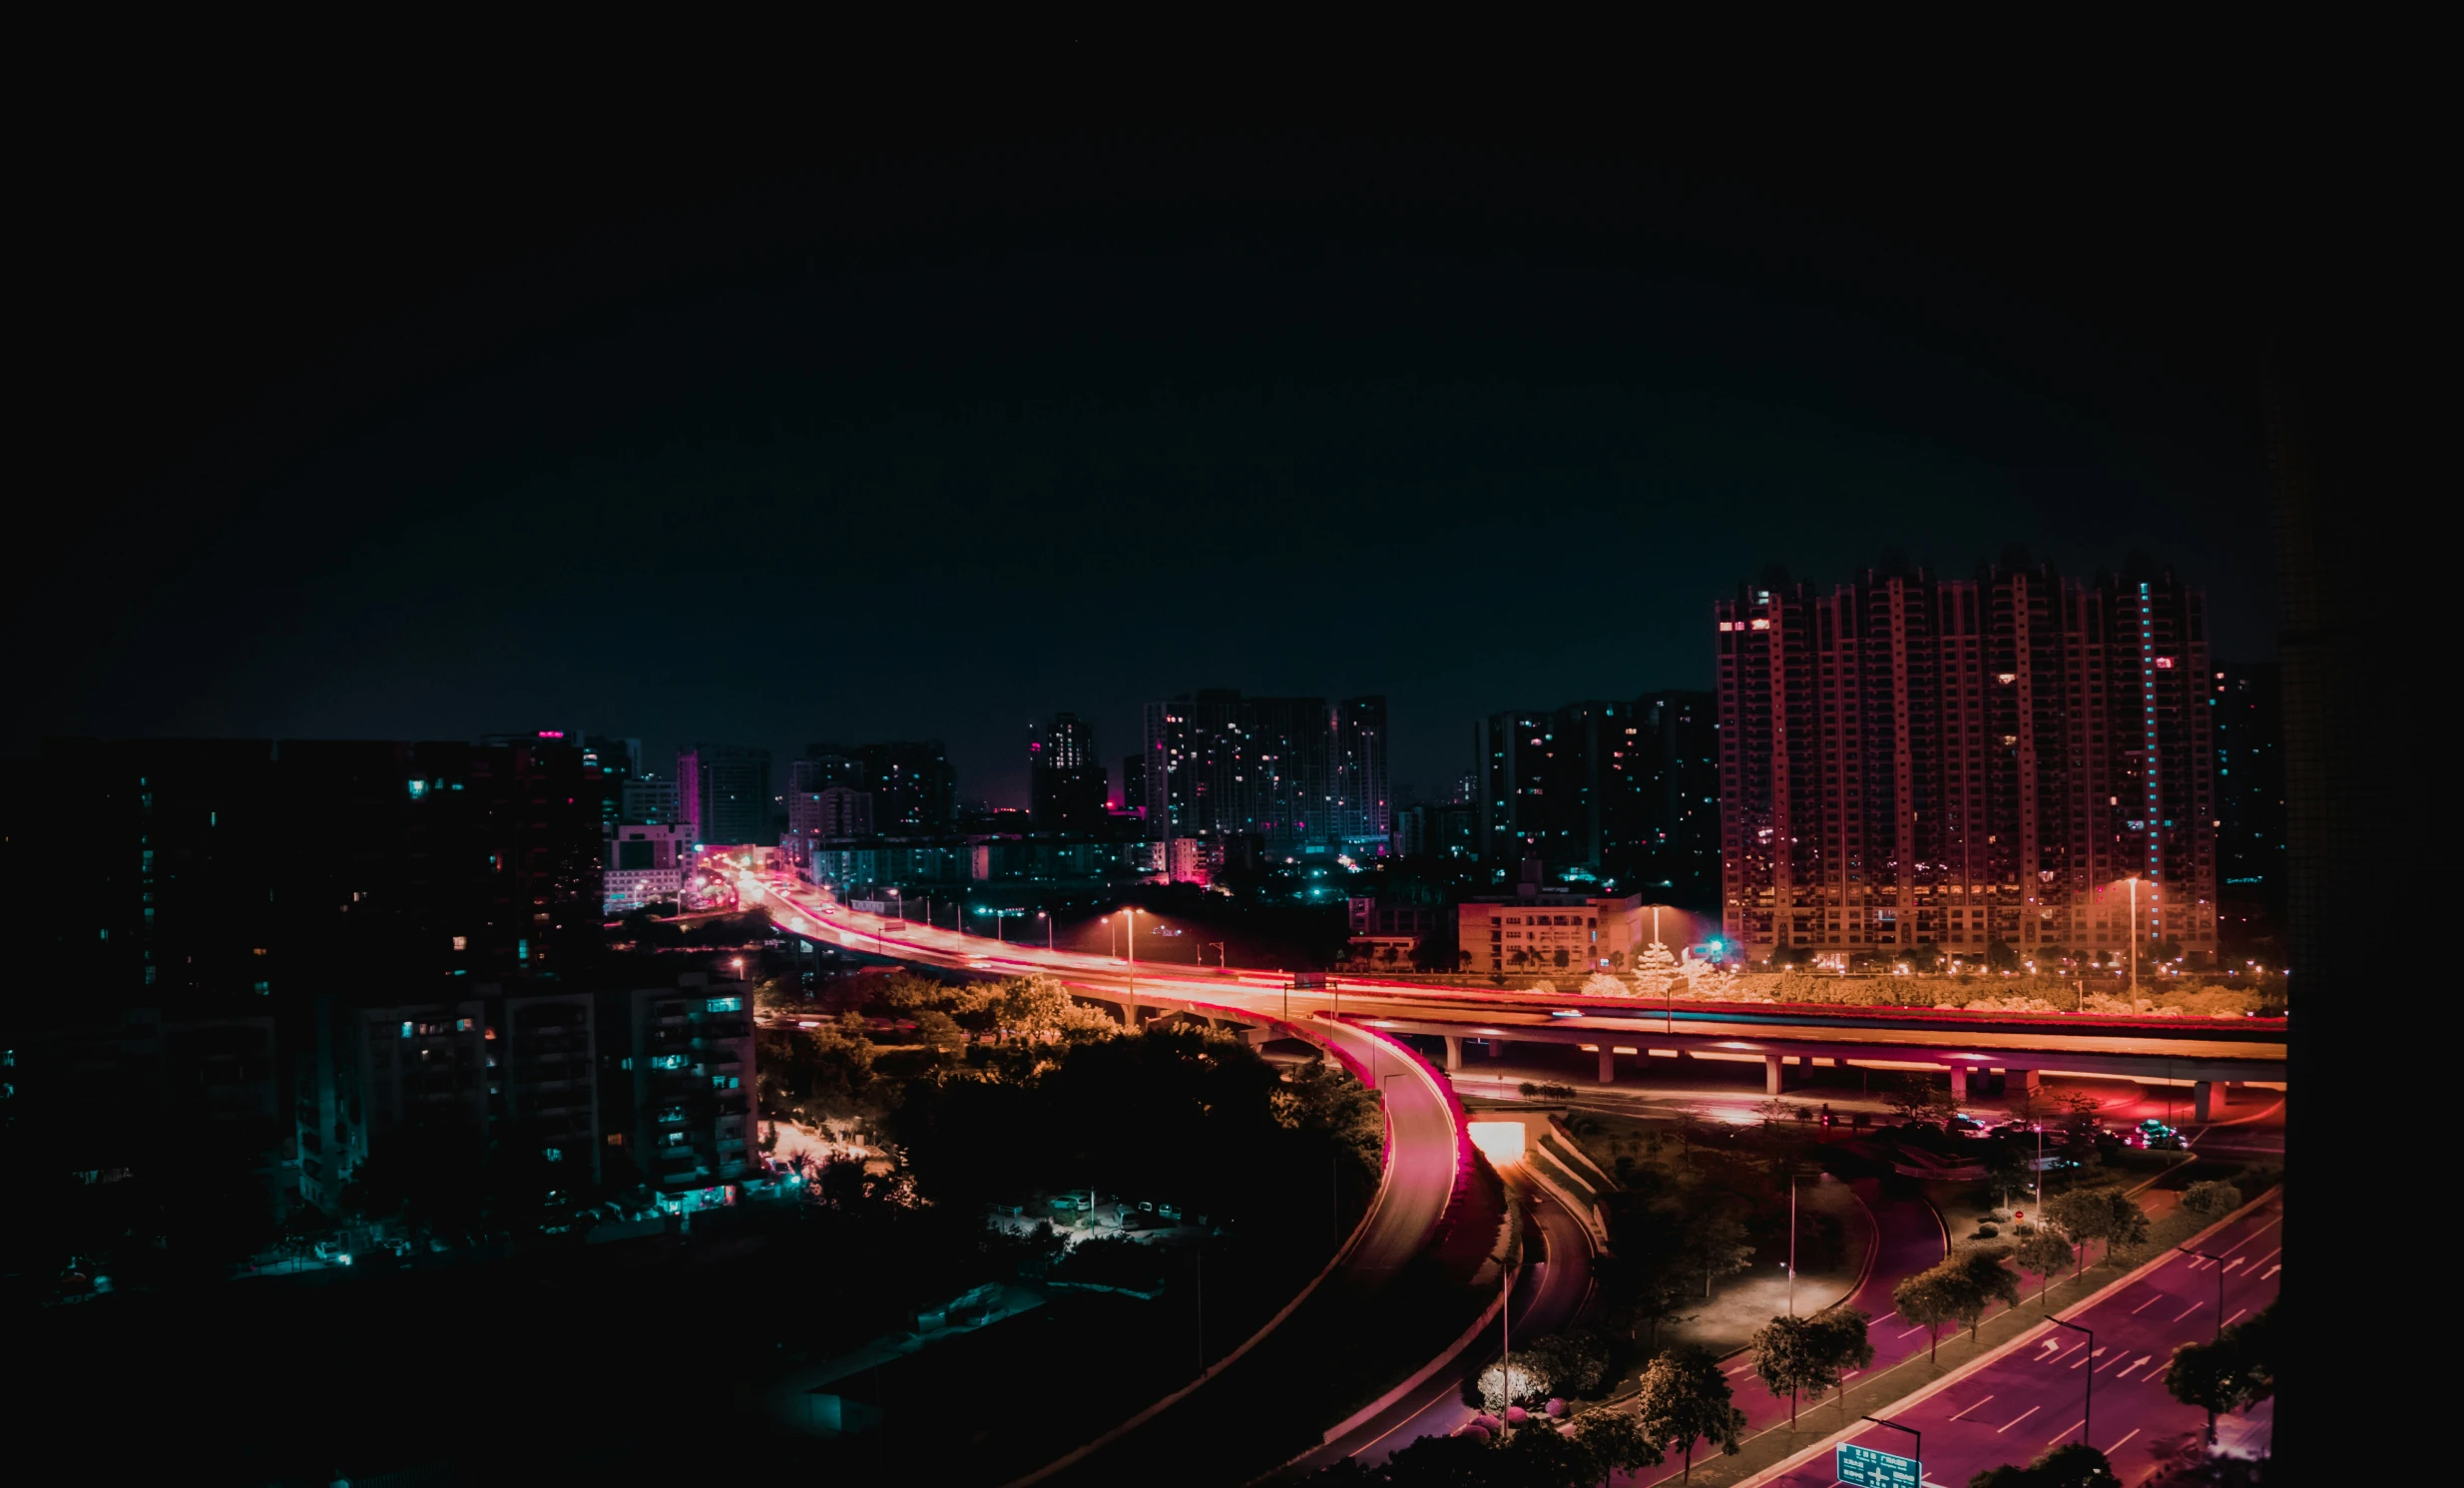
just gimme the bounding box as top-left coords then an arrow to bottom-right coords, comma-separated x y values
1291,1176 -> 1600,1472
1754,1195 -> 2281,1487
728,866 -> 1480,1481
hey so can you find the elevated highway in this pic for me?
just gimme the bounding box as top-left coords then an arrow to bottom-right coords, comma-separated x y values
729,863 -> 2283,1121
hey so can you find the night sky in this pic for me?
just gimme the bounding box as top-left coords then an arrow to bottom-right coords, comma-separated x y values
23,90 -> 2295,805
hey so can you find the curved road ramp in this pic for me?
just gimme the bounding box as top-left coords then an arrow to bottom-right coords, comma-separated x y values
1007,1016 -> 1505,1488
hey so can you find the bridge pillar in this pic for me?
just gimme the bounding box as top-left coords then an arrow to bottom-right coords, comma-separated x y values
1487,1038 -> 1505,1059
1599,1046 -> 1617,1085
2194,1080 -> 2222,1123
1443,1036 -> 1463,1072
1765,1055 -> 1784,1096
2005,1068 -> 2041,1093
1947,1065 -> 1969,1103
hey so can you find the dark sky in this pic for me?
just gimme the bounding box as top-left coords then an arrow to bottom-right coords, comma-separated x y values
23,79 -> 2299,806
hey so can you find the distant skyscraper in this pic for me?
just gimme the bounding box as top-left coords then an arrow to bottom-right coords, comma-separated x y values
1482,693 -> 1714,899
803,741 -> 954,833
621,775 -> 681,824
678,744 -> 772,846
1715,556 -> 2218,964
1028,713 -> 1109,831
1120,751 -> 1148,818
1139,690 -> 1390,856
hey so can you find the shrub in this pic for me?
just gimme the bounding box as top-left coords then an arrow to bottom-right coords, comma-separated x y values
1973,1223 -> 2000,1240
2181,1181 -> 2243,1218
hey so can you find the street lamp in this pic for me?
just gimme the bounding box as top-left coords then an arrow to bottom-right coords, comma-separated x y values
2046,1315 -> 2094,1447
1041,909 -> 1052,953
2178,1247 -> 2227,1340
2126,875 -> 2140,994
1860,1417 -> 1921,1483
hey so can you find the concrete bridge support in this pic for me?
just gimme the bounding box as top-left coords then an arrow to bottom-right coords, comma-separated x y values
1443,1036 -> 1463,1072
1486,1038 -> 1504,1059
1599,1046 -> 1617,1085
2005,1068 -> 2040,1092
1948,1065 -> 1969,1103
1765,1054 -> 1785,1097
2194,1080 -> 2224,1123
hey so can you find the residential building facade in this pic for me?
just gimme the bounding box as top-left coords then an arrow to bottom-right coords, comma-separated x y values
1714,557 -> 2218,964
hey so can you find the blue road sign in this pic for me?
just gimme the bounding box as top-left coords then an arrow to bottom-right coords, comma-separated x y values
1837,1441 -> 1922,1488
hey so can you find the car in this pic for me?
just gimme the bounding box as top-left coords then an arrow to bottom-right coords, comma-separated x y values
1946,1115 -> 1989,1138
1548,1009 -> 1586,1020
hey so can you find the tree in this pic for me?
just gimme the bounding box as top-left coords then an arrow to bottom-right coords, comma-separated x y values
1580,971 -> 1628,999
1570,1407 -> 1665,1486
1885,1073 -> 1954,1123
1476,1348 -> 1547,1414
1680,1209 -> 1755,1298
911,1009 -> 967,1061
2044,1187 -> 2120,1273
1748,1314 -> 1831,1426
1950,1249 -> 2022,1341
992,974 -> 1117,1047
1812,1308 -> 1874,1418
2013,1231 -> 2074,1305
2180,1180 -> 2243,1220
1633,1346 -> 1745,1482
1893,1267 -> 1960,1363
1967,1443 -> 2121,1487
2165,1302 -> 2276,1444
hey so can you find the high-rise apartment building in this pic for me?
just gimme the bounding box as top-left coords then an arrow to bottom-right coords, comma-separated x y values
1139,691 -> 1390,856
803,741 -> 955,833
39,734 -> 614,1001
1481,693 -> 1717,901
787,785 -> 872,839
678,744 -> 772,846
2213,661 -> 2285,960
1029,713 -> 1109,831
621,776 -> 681,824
1714,557 -> 2218,964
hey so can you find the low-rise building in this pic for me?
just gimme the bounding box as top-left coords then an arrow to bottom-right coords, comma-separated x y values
604,822 -> 692,913
1456,892 -> 1710,977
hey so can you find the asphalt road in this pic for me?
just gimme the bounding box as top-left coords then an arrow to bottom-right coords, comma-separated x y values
1295,1178 -> 1599,1471
1756,1196 -> 2282,1487
732,869 -> 1475,1481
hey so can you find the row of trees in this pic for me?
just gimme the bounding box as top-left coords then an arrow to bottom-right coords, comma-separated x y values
1887,1187 -> 2151,1363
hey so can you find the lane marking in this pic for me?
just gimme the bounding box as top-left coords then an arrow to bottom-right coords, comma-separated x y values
2044,1417 -> 2084,1445
1947,1394 -> 1995,1422
1901,1324 -> 1933,1339
2131,1294 -> 2162,1314
2218,1216 -> 2282,1257
2113,1355 -> 2152,1380
2260,1263 -> 2280,1279
2071,1346 -> 2102,1370
1997,1405 -> 2041,1433
2051,1343 -> 2087,1367
2173,1300 -> 2203,1322
2224,1308 -> 2246,1327
2104,1427 -> 2141,1456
